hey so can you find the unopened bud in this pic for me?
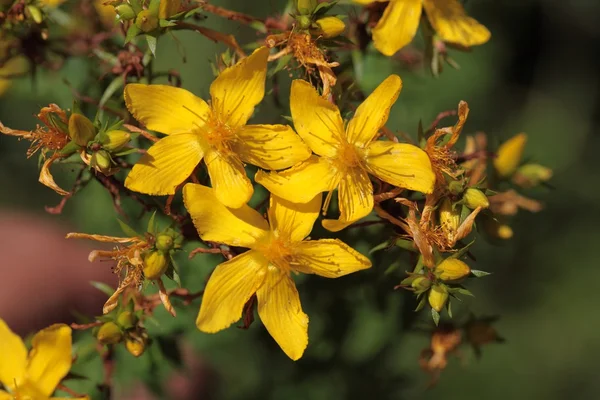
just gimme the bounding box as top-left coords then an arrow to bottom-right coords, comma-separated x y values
115,4 -> 136,21
439,198 -> 460,241
448,180 -> 463,195
101,130 -> 131,152
143,250 -> 169,280
494,133 -> 527,178
116,311 -> 137,330
297,15 -> 313,30
135,10 -> 159,33
483,217 -> 513,240
434,258 -> 471,281
125,336 -> 146,357
296,0 -> 318,14
158,0 -> 181,19
428,285 -> 448,313
91,150 -> 112,172
411,276 -> 432,293
463,188 -> 489,209
97,322 -> 123,345
155,233 -> 174,252
27,5 -> 43,24
314,17 -> 346,38
68,113 -> 96,147
513,163 -> 552,188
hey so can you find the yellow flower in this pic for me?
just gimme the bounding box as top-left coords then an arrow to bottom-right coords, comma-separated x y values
256,75 -> 435,232
355,0 -> 490,56
0,320 -> 86,400
124,47 -> 311,208
183,184 -> 372,360
494,132 -> 527,178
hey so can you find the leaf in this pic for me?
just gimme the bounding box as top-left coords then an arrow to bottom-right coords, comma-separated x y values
447,299 -> 453,318
99,76 -> 124,110
159,19 -> 177,28
146,35 -> 158,57
452,287 -> 475,297
269,53 -> 293,77
314,1 -> 338,16
448,239 -> 476,260
395,238 -> 417,252
90,281 -> 115,297
471,269 -> 492,278
118,219 -> 141,238
146,210 -> 157,234
249,20 -> 267,33
431,308 -> 440,326
369,239 -> 391,254
125,25 -> 141,44
415,294 -> 427,312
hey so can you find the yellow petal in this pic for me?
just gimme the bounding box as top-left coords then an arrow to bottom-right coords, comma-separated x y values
39,0 -> 66,6
372,0 -> 422,56
235,124 -> 311,170
256,267 -> 308,361
26,324 -> 72,397
292,239 -> 372,277
125,133 -> 203,195
423,0 -> 490,47
322,168 -> 373,232
158,0 -> 181,19
346,75 -> 402,147
255,156 -> 340,203
353,0 -> 383,4
290,79 -> 344,157
365,141 -> 435,194
268,194 -> 321,243
0,390 -> 12,400
39,155 -> 69,196
65,233 -> 137,243
494,133 -> 527,178
183,183 -> 269,247
0,56 -> 27,97
204,150 -> 253,208
0,319 -> 27,389
210,47 -> 269,129
124,84 -> 210,135
197,251 -> 267,333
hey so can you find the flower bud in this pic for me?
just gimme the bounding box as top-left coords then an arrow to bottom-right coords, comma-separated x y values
494,133 -> 527,178
115,4 -> 136,21
101,130 -> 131,152
296,0 -> 318,14
125,337 -> 146,357
483,217 -> 513,240
97,322 -> 123,345
448,180 -> 463,195
91,150 -> 112,172
434,258 -> 470,281
143,250 -> 169,280
411,276 -> 432,293
158,0 -> 181,19
297,15 -> 313,30
428,285 -> 448,313
68,113 -> 96,147
116,311 -> 137,330
27,5 -> 43,24
314,17 -> 346,38
135,10 -> 159,33
155,233 -> 174,252
513,163 -> 552,188
463,188 -> 489,209
439,198 -> 460,242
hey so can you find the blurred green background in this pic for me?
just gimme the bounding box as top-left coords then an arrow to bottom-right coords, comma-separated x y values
1,0 -> 599,399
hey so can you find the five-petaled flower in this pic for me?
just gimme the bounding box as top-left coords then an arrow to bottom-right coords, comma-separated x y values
355,0 -> 490,56
0,319 -> 86,400
183,184 -> 372,360
256,75 -> 435,232
123,46 -> 311,208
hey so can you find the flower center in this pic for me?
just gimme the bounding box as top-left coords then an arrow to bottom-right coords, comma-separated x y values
337,141 -> 363,169
204,111 -> 236,154
257,233 -> 295,274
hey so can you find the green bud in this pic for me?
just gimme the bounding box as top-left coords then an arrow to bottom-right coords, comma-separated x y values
116,311 -> 137,330
411,276 -> 432,293
296,0 -> 318,14
27,5 -> 43,24
463,188 -> 489,209
101,130 -> 131,152
434,258 -> 471,281
125,336 -> 146,357
513,163 -> 552,188
135,10 -> 159,33
68,113 -> 96,147
297,14 -> 313,30
97,322 -> 123,345
428,285 -> 448,313
143,250 -> 169,280
115,4 -> 136,21
91,150 -> 112,172
448,180 -> 464,195
314,16 -> 345,38
155,233 -> 174,252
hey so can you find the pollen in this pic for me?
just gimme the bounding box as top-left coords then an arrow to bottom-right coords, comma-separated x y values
204,112 -> 236,154
336,141 -> 363,169
257,233 -> 295,274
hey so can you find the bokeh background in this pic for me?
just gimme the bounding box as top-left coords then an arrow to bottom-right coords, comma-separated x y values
1,0 -> 599,399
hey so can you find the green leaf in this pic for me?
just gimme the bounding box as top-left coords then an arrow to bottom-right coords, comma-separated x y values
147,210 -> 157,234
249,20 -> 267,33
145,35 -> 157,56
471,269 -> 492,278
159,19 -> 177,28
58,140 -> 81,156
125,24 -> 141,43
415,294 -> 427,312
90,281 -> 115,297
369,240 -> 391,254
395,238 -> 417,252
452,287 -> 475,297
447,299 -> 453,318
148,0 -> 161,15
270,53 -> 293,77
99,76 -> 124,110
448,239 -> 475,260
431,308 -> 440,326
314,1 -> 338,16
117,219 -> 141,238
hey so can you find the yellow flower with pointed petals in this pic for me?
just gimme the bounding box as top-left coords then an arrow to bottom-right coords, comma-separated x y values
0,320 -> 87,400
256,75 -> 435,232
183,184 -> 371,360
355,0 -> 490,56
124,47 -> 311,208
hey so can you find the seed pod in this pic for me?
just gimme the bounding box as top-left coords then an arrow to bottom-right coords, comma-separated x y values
428,285 -> 449,313
143,250 -> 169,280
125,336 -> 146,357
96,322 -> 123,345
494,133 -> 527,178
68,113 -> 96,147
314,16 -> 346,38
434,258 -> 471,281
115,4 -> 136,21
135,10 -> 159,33
158,0 -> 181,19
116,311 -> 137,330
463,188 -> 489,209
439,198 -> 460,242
155,233 -> 174,252
101,130 -> 131,152
296,0 -> 317,14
